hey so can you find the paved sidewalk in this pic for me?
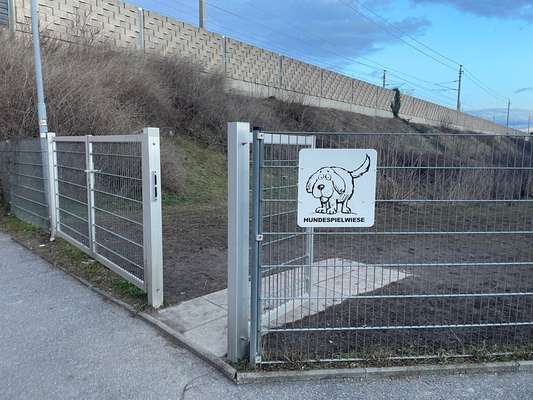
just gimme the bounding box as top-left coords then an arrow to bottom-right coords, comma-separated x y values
1,231 -> 533,400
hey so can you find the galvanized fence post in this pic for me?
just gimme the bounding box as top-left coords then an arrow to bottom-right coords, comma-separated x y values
142,128 -> 164,309
85,136 -> 97,255
304,135 -> 316,293
249,128 -> 264,367
46,132 -> 57,239
227,122 -> 251,362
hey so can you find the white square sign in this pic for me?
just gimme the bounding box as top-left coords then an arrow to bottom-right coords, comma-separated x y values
297,149 -> 378,228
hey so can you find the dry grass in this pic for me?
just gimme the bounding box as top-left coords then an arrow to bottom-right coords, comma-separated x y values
0,32 -> 227,140
0,32 -> 438,144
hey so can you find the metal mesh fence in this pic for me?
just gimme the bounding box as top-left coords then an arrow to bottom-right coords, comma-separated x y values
54,140 -> 89,246
91,141 -> 144,281
252,132 -> 533,365
0,131 -> 162,306
53,136 -> 145,286
0,138 -> 49,231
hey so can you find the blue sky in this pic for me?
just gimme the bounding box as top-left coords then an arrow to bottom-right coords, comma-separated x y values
133,0 -> 532,129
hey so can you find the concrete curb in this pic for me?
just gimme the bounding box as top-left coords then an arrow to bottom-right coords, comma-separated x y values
8,235 -> 533,386
235,361 -> 525,384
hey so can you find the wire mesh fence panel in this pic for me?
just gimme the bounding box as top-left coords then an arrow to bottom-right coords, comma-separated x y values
91,141 -> 144,282
252,131 -> 533,365
0,138 -> 49,230
54,139 -> 89,248
259,134 -> 315,331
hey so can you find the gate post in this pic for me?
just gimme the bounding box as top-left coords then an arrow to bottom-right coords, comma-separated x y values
142,128 -> 164,309
304,135 -> 316,293
227,122 -> 251,362
249,128 -> 264,367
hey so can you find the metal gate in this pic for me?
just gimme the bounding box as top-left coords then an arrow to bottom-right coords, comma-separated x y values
249,130 -> 533,366
48,129 -> 163,308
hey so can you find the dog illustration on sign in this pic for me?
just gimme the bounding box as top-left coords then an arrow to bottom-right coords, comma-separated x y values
305,154 -> 371,215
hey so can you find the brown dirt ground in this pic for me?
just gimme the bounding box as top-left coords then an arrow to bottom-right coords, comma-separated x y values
162,203 -> 228,304
261,203 -> 533,362
159,199 -> 533,362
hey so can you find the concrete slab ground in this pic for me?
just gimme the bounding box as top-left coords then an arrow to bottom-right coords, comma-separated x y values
2,231 -> 533,399
157,258 -> 408,357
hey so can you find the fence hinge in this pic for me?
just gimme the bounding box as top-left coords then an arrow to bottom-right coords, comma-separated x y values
256,132 -> 265,140
256,234 -> 263,242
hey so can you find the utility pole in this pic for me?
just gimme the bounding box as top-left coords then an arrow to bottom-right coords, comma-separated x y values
199,0 -> 205,29
456,64 -> 463,112
506,99 -> 511,129
382,69 -> 386,89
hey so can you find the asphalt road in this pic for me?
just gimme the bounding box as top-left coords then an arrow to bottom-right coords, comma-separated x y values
1,231 -> 532,400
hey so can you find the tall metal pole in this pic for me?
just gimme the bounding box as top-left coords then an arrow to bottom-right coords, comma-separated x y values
382,69 -> 386,89
227,122 -> 251,363
31,0 -> 54,240
199,0 -> 205,29
456,64 -> 463,112
528,112 -> 531,134
506,99 -> 511,129
31,0 -> 48,138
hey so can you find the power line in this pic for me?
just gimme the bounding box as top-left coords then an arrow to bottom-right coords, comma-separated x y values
155,0 -> 502,112
208,0 -> 485,109
463,69 -> 507,102
206,0 -> 470,102
338,0 -> 458,71
341,0 -> 508,108
351,0 -> 461,67
206,0 -> 452,85
204,0 -> 460,98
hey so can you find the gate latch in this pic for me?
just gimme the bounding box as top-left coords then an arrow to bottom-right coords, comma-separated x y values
152,171 -> 159,201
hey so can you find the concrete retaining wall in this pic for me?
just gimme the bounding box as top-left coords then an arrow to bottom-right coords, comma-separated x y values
4,0 -> 518,134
